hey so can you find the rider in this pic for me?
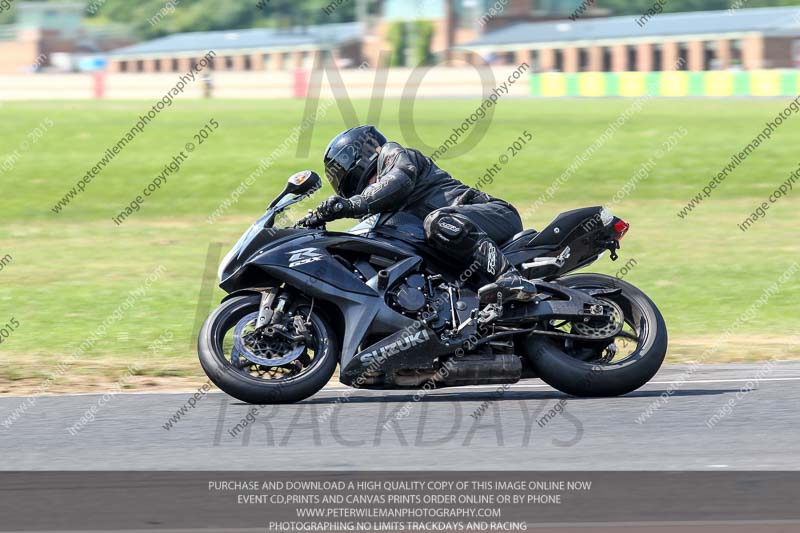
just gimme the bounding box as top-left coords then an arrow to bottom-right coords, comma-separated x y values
312,125 -> 537,304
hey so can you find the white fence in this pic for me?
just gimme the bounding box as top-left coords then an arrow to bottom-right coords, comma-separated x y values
0,66 -> 531,100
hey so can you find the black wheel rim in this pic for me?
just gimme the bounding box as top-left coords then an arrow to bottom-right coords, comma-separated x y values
217,303 -> 325,384
553,288 -> 649,365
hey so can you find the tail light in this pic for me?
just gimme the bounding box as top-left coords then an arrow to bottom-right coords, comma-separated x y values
613,219 -> 630,239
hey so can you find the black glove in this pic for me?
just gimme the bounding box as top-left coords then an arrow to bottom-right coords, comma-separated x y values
317,195 -> 356,222
295,212 -> 325,229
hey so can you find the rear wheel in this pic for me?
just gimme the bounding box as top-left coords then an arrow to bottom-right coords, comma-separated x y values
524,273 -> 667,397
198,293 -> 338,404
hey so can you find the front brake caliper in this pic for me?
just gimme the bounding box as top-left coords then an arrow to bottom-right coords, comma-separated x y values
292,315 -> 313,345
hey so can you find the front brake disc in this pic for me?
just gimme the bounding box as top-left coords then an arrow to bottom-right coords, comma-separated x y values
232,312 -> 306,366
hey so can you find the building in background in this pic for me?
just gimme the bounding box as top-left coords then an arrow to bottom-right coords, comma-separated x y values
368,0 -> 607,67
101,0 -> 611,73
0,1 -> 134,74
106,23 -> 363,73
464,6 -> 800,71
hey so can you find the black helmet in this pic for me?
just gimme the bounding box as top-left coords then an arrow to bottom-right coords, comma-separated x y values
323,125 -> 387,198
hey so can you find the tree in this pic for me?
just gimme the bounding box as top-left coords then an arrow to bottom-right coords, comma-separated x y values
84,0 -> 358,39
413,20 -> 435,66
387,21 -> 406,67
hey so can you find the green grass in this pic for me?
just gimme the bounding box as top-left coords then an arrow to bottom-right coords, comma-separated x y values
1,98 -> 799,389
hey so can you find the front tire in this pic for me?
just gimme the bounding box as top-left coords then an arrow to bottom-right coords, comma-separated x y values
198,294 -> 338,404
525,273 -> 668,397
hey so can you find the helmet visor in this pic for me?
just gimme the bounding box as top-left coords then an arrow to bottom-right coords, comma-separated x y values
325,145 -> 357,196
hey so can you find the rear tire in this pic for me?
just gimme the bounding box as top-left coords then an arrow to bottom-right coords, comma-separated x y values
198,294 -> 338,404
524,273 -> 668,397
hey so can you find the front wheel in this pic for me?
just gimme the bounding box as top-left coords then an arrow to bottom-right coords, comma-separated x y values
198,293 -> 338,404
524,273 -> 668,397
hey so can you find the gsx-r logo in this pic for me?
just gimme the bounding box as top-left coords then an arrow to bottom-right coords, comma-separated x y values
288,248 -> 324,268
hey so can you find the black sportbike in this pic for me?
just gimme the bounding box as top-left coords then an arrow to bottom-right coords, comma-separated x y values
199,171 -> 667,404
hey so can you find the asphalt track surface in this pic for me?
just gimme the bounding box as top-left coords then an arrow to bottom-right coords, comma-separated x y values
1,363 -> 799,470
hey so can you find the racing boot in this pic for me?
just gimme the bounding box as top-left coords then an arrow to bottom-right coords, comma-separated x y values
473,239 -> 538,304
478,266 -> 539,305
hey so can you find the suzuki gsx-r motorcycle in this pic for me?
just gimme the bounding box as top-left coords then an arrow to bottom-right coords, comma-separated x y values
199,170 -> 668,404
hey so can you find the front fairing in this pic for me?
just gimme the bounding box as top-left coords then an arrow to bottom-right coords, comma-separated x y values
218,224 -> 310,286
218,208 -> 427,294
217,193 -> 312,284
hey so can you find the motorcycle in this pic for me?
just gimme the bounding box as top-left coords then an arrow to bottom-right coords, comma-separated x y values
198,170 -> 668,404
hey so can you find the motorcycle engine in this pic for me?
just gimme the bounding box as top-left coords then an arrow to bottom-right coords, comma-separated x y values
388,273 -> 452,330
389,274 -> 428,315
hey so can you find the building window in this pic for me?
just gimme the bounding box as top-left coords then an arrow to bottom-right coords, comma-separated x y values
578,48 -> 589,71
119,61 -> 128,72
263,54 -> 272,70
136,60 -> 144,72
225,56 -> 234,70
704,42 -> 715,70
244,55 -> 252,70
171,58 -> 179,71
602,47 -> 612,71
678,44 -> 689,70
154,59 -> 161,72
731,40 -> 743,68
554,49 -> 563,71
626,46 -> 637,71
282,53 -> 291,69
653,45 -> 663,71
530,49 -> 538,70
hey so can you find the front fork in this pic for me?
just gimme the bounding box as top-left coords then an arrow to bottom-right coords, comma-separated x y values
255,288 -> 313,345
255,288 -> 278,330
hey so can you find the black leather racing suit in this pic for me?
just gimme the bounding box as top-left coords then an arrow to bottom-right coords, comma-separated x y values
349,142 -> 523,282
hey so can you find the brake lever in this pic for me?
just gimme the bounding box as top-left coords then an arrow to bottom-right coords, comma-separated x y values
295,210 -> 326,230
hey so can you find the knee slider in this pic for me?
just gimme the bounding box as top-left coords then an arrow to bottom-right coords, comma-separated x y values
424,211 -> 472,246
